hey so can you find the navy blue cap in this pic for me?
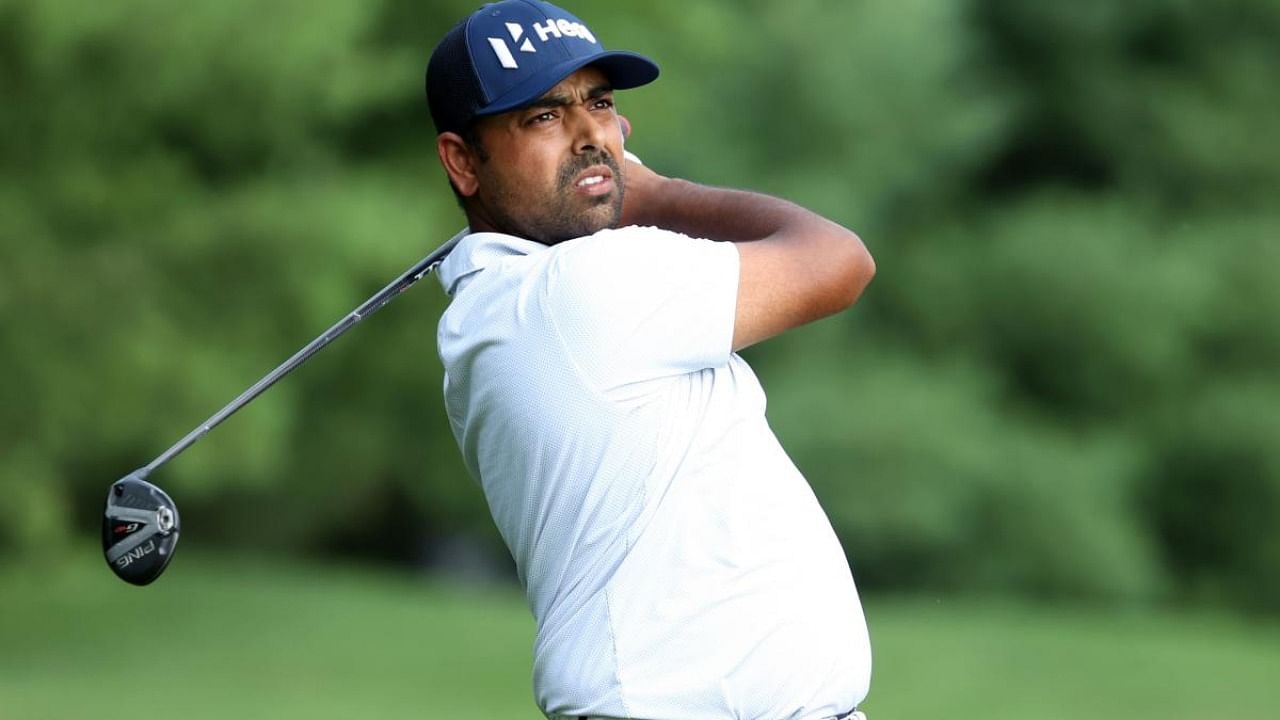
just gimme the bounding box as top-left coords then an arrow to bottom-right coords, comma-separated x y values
426,0 -> 659,135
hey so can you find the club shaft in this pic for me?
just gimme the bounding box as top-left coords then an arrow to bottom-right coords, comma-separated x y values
141,235 -> 462,476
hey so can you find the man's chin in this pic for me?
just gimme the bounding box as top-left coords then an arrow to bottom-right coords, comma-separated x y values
588,196 -> 624,230
546,200 -> 623,243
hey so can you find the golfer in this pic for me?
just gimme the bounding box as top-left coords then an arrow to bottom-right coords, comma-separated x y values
428,2 -> 874,718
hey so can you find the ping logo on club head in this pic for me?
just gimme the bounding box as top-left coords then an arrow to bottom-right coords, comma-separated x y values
487,18 -> 598,70
115,539 -> 157,569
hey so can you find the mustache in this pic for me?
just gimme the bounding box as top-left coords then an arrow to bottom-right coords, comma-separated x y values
556,150 -> 620,191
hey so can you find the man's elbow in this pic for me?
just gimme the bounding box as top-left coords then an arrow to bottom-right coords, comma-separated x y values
832,231 -> 875,311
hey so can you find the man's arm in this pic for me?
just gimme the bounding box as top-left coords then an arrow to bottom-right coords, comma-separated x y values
619,159 -> 875,351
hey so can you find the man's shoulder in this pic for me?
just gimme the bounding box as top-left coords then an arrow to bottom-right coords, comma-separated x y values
568,224 -> 699,249
550,225 -> 717,273
538,225 -> 738,338
437,230 -> 546,297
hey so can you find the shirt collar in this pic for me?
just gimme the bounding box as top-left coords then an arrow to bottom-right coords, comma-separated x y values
435,229 -> 547,296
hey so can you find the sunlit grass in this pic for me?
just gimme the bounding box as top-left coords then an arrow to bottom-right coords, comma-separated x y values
2,552 -> 1277,719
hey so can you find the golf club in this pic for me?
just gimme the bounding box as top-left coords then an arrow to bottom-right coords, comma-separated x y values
102,233 -> 463,585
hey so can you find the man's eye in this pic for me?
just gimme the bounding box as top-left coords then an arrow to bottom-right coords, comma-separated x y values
531,111 -> 556,124
592,98 -> 614,110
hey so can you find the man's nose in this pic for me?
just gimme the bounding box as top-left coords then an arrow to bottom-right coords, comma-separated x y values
569,105 -> 607,154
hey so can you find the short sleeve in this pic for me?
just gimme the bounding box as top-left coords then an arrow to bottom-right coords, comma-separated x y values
541,226 -> 740,392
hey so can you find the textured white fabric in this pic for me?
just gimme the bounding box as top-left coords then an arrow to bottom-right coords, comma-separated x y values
545,707 -> 865,712
436,226 -> 871,720
549,712 -> 866,720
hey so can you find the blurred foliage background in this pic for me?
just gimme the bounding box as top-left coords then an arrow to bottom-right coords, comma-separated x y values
2,0 -> 1278,624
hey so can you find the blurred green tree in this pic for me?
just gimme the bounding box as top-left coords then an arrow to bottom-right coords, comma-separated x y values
2,0 -> 1277,613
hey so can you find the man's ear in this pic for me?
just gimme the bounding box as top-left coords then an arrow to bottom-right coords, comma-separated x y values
437,132 -> 480,197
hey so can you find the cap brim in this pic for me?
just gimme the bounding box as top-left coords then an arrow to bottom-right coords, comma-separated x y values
476,51 -> 660,118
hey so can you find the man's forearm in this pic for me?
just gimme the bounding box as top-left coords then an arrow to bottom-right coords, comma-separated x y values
617,157 -> 873,351
619,162 -> 839,244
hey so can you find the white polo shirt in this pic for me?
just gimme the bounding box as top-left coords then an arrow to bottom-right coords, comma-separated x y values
436,226 -> 870,720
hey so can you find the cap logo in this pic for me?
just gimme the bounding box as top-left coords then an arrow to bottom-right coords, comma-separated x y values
486,16 -> 598,70
531,18 -> 597,44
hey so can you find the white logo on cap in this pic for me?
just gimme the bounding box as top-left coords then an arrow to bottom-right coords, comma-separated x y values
531,18 -> 597,44
506,22 -> 537,53
488,22 -> 539,70
487,18 -> 597,70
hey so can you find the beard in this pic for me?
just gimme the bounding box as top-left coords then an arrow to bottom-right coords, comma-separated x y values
481,149 -> 625,246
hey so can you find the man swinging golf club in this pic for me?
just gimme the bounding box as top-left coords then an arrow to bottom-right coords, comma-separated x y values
428,2 -> 875,718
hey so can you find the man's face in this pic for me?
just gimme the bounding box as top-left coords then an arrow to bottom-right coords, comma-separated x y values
464,67 -> 625,245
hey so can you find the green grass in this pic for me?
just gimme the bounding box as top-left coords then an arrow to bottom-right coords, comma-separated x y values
866,598 -> 1280,718
2,552 -> 1278,719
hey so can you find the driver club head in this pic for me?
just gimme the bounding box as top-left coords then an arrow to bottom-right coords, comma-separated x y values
103,471 -> 181,586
